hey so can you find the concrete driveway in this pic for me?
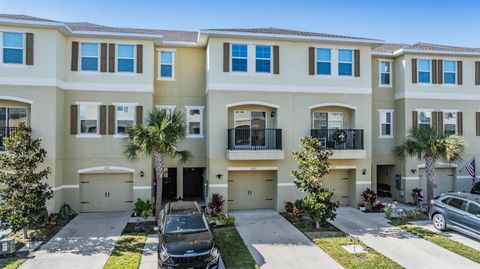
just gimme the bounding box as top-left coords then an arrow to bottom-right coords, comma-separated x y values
331,207 -> 479,269
20,212 -> 131,269
230,210 -> 343,269
412,220 -> 480,250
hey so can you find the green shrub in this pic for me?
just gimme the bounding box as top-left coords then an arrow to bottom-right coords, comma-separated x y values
207,214 -> 236,227
134,199 -> 153,218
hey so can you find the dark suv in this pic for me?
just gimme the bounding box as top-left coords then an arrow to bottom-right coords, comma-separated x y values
429,193 -> 480,239
157,201 -> 219,269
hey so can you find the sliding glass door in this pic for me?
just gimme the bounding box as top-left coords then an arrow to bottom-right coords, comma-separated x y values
234,110 -> 266,148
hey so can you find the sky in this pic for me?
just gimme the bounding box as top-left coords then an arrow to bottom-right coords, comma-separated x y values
1,0 -> 480,47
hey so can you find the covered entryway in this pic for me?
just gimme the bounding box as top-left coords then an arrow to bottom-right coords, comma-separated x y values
228,170 -> 275,210
80,173 -> 133,212
183,168 -> 204,200
323,170 -> 351,206
419,168 -> 454,196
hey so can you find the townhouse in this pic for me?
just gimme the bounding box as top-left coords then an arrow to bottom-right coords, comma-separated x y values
0,14 -> 476,213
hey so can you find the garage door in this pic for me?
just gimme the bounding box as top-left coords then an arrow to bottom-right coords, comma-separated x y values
323,170 -> 351,206
419,168 -> 454,197
80,173 -> 134,212
228,171 -> 275,210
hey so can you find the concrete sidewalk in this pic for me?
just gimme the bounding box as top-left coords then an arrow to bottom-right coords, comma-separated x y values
331,207 -> 479,269
20,212 -> 131,269
231,210 -> 343,269
412,220 -> 480,251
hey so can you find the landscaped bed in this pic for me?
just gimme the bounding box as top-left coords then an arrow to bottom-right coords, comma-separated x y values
103,222 -> 153,269
212,226 -> 257,269
282,213 -> 404,269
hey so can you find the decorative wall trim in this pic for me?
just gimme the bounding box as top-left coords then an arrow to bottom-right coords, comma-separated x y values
417,162 -> 457,168
133,186 -> 151,190
209,83 -> 372,94
457,175 -> 480,179
78,166 -> 135,174
330,165 -> 357,170
227,166 -> 278,171
226,101 -> 280,109
356,181 -> 372,185
402,176 -> 420,180
396,91 -> 480,101
278,182 -> 296,187
0,96 -> 34,104
209,184 -> 228,188
309,103 -> 357,110
53,184 -> 79,191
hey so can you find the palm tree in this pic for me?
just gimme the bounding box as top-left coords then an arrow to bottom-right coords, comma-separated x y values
394,127 -> 465,209
125,109 -> 191,216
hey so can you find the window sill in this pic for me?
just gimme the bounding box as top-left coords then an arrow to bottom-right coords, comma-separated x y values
76,134 -> 101,138
157,77 -> 176,81
0,63 -> 28,68
113,134 -> 129,138
186,135 -> 204,139
378,84 -> 392,88
379,135 -> 394,139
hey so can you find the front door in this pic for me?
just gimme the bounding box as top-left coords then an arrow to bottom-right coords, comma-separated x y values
162,168 -> 177,201
183,168 -> 204,200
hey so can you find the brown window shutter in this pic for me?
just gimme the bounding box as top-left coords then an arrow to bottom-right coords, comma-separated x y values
457,112 -> 463,136
223,43 -> 230,72
412,111 -> 418,128
437,60 -> 443,84
476,112 -> 480,136
136,106 -> 143,125
308,47 -> 315,75
25,33 -> 34,65
100,43 -> 107,72
108,105 -> 116,135
70,105 -> 78,135
71,41 -> 79,71
273,45 -> 280,74
437,112 -> 443,135
457,61 -> 463,85
136,44 -> 143,73
432,111 -> 438,132
432,60 -> 438,84
354,49 -> 360,77
108,44 -> 115,72
411,58 -> 417,83
99,105 -> 107,135
476,62 -> 480,85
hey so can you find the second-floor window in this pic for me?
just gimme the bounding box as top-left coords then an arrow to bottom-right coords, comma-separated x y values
418,59 -> 431,83
0,107 -> 28,128
81,43 -> 99,71
255,45 -> 271,73
443,112 -> 457,135
116,105 -> 135,135
379,61 -> 391,86
338,49 -> 353,76
156,105 -> 176,115
312,112 -> 343,129
3,32 -> 23,64
443,60 -> 456,84
418,111 -> 432,129
117,45 -> 135,73
231,44 -> 248,72
379,110 -> 393,138
159,50 -> 174,79
186,106 -> 204,137
79,103 -> 99,134
316,48 -> 331,75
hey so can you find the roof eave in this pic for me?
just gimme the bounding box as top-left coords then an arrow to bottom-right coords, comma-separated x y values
395,48 -> 480,57
199,30 -> 384,45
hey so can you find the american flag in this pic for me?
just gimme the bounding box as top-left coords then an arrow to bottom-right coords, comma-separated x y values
464,157 -> 476,187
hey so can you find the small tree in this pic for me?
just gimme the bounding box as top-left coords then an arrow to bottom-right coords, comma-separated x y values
290,137 -> 339,228
0,123 -> 53,239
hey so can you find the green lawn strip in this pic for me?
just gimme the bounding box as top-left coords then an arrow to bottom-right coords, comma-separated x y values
396,224 -> 480,264
281,214 -> 404,269
212,226 -> 257,269
0,256 -> 28,269
103,223 -> 150,269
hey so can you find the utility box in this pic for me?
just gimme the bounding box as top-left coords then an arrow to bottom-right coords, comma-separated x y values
0,237 -> 15,255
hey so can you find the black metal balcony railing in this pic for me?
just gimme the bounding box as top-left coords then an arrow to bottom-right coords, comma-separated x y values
228,128 -> 282,150
311,129 -> 364,150
0,127 -> 17,151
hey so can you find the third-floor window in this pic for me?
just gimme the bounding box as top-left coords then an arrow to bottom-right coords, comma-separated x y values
316,48 -> 331,75
159,50 -> 175,79
81,43 -> 99,71
117,45 -> 135,73
3,32 -> 24,64
443,60 -> 456,84
255,45 -> 271,73
379,61 -> 392,86
338,49 -> 353,76
231,44 -> 248,72
417,59 -> 431,83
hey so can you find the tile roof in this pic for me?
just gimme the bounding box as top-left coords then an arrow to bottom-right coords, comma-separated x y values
0,14 -> 58,22
205,27 -> 382,42
404,42 -> 480,53
372,43 -> 410,54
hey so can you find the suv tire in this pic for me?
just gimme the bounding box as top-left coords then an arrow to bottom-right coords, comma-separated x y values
432,213 -> 447,231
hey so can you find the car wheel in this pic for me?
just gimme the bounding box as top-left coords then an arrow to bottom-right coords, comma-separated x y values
432,213 -> 447,231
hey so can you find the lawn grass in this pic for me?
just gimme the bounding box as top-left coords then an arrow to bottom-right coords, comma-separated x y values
0,256 -> 28,269
212,226 -> 257,269
396,224 -> 480,264
282,214 -> 404,269
103,223 -> 151,269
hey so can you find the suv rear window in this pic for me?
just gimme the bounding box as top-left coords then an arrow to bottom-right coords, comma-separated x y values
467,203 -> 480,215
164,214 -> 207,234
447,198 -> 465,210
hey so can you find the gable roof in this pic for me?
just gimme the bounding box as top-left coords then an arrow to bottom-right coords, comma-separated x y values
0,14 -> 58,22
373,42 -> 480,56
372,43 -> 410,54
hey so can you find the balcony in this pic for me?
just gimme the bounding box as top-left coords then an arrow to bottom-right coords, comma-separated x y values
0,127 -> 17,151
311,129 -> 366,159
227,128 -> 284,160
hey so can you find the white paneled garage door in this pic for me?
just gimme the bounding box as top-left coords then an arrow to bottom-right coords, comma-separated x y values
323,170 -> 351,206
80,173 -> 134,212
419,168 -> 454,197
228,171 -> 275,210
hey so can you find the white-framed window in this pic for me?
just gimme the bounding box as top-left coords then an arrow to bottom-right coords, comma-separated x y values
159,50 -> 175,79
80,42 -> 99,71
443,111 -> 457,135
231,44 -> 248,72
0,107 -> 28,128
255,45 -> 271,73
418,110 -> 432,129
312,112 -> 344,129
443,60 -> 456,84
156,105 -> 176,115
2,32 -> 24,64
417,59 -> 431,83
379,109 -> 393,138
117,44 -> 135,73
338,49 -> 353,76
115,104 -> 135,135
78,103 -> 99,135
185,106 -> 204,138
379,61 -> 392,86
316,48 -> 331,75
